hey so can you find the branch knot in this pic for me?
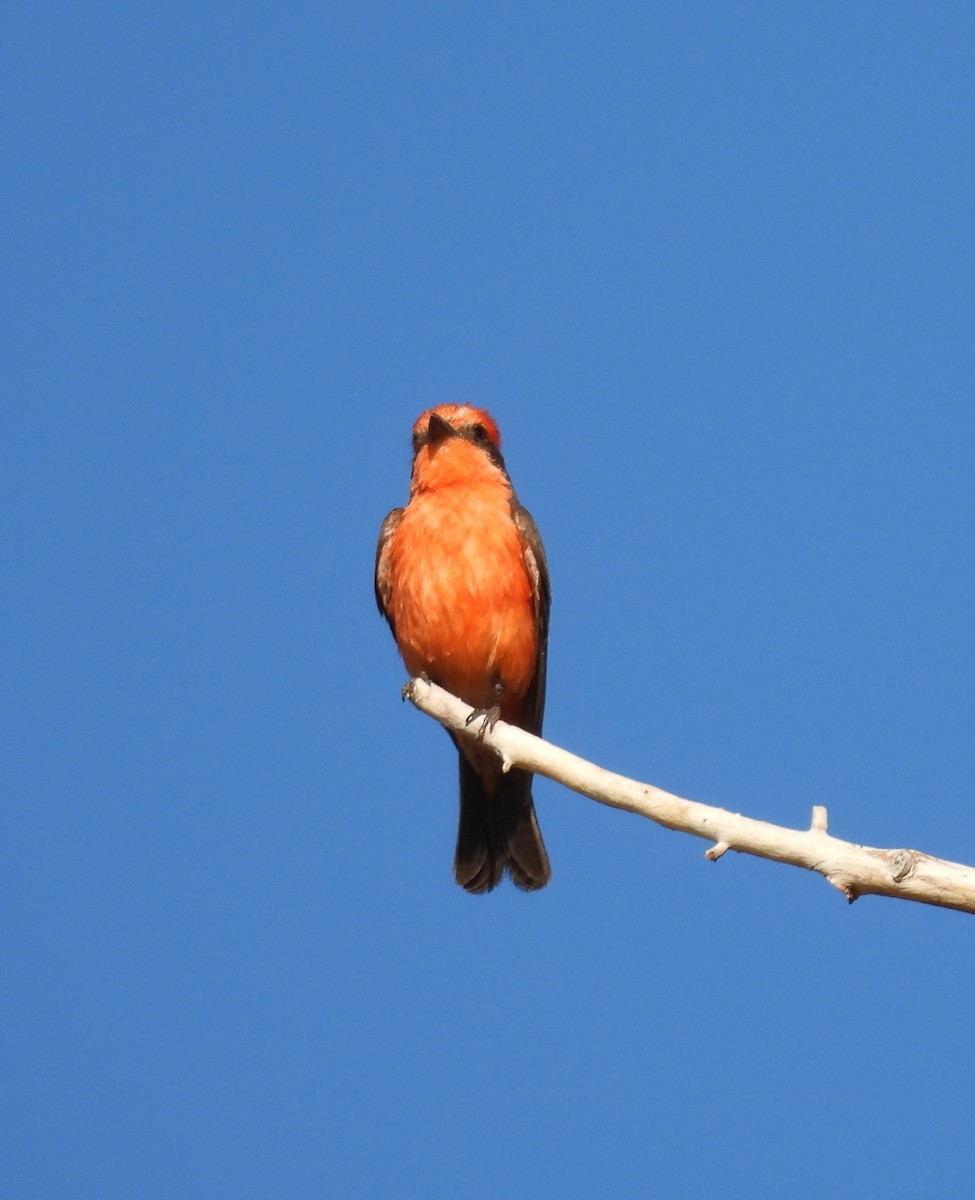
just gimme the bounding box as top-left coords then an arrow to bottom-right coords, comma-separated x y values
887,849 -> 915,883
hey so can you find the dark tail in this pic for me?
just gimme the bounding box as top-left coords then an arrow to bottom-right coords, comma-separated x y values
453,753 -> 551,894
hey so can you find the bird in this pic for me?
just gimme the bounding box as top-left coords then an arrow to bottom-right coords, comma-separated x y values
375,404 -> 551,893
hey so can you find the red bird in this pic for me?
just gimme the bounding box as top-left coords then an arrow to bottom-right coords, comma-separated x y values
375,405 -> 551,893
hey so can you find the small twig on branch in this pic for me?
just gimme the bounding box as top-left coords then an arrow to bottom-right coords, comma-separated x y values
403,677 -> 975,916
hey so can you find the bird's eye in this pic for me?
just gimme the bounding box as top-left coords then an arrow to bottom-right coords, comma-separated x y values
472,424 -> 489,444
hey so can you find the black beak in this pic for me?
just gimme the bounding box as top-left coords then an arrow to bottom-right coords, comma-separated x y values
427,413 -> 454,443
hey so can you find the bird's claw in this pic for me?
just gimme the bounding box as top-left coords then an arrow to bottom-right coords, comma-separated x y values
465,704 -> 501,741
401,671 -> 431,701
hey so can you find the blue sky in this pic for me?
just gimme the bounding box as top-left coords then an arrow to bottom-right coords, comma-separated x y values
4,2 -> 975,1196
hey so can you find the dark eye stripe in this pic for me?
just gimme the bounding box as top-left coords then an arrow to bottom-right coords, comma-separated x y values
411,418 -> 508,478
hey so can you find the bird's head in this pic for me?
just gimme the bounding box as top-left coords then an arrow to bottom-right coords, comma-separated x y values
409,404 -> 508,492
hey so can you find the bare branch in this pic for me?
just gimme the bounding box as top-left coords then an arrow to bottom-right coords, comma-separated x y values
403,677 -> 975,916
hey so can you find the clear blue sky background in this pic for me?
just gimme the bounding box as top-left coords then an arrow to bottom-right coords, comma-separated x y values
4,3 -> 974,1196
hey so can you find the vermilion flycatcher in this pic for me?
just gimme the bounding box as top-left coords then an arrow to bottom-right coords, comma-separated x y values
375,404 -> 551,893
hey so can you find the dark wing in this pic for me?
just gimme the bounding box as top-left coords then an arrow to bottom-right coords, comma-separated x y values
374,508 -> 404,635
512,503 -> 550,737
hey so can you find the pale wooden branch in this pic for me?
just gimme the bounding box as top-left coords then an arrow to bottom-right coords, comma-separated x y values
403,677 -> 975,915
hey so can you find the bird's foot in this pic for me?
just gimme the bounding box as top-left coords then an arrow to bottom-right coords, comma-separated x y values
465,682 -> 503,741
401,671 -> 431,701
465,703 -> 501,741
